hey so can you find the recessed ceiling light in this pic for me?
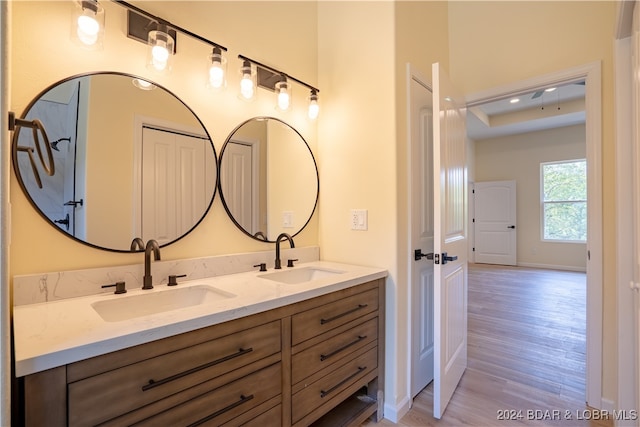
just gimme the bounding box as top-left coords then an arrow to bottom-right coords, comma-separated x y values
509,98 -> 520,104
545,87 -> 557,92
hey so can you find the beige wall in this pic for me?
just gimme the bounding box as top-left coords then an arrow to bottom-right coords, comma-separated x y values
317,0 -> 399,410
318,0 -> 451,415
475,124 -> 587,270
10,1 -> 319,276
449,0 -> 617,404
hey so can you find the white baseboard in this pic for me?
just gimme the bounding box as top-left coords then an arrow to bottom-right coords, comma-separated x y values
517,262 -> 587,273
383,395 -> 412,423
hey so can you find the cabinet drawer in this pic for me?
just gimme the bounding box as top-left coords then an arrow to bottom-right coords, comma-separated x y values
291,346 -> 377,424
135,363 -> 281,427
292,317 -> 377,385
234,404 -> 282,426
68,320 -> 281,426
292,289 -> 378,345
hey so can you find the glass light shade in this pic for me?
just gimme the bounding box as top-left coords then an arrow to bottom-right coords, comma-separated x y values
72,1 -> 104,49
308,91 -> 319,119
275,80 -> 290,111
239,61 -> 256,100
208,47 -> 227,90
147,26 -> 174,73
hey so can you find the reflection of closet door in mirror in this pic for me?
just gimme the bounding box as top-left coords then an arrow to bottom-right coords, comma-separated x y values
220,137 -> 260,235
139,126 -> 214,244
219,117 -> 318,242
12,72 -> 218,252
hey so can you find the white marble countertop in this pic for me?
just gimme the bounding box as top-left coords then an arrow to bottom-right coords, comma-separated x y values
13,261 -> 387,377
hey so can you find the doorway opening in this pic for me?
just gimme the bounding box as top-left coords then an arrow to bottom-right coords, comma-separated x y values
407,62 -> 603,419
464,62 -> 602,408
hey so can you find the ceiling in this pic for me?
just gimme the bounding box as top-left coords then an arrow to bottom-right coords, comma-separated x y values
466,81 -> 586,140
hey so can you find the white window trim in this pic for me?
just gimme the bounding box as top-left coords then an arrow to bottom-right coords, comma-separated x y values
540,159 -> 587,243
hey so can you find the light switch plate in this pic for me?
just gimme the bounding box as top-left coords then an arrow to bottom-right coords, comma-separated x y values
283,211 -> 293,228
350,209 -> 368,231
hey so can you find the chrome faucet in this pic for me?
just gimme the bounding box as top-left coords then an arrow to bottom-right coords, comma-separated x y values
275,233 -> 295,269
130,237 -> 144,251
143,239 -> 161,290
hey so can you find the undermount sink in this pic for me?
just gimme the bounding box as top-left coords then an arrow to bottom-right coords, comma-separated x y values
259,267 -> 345,285
92,285 -> 236,322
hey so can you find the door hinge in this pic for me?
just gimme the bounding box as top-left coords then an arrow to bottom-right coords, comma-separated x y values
472,247 -> 475,252
434,253 -> 440,264
472,218 -> 475,223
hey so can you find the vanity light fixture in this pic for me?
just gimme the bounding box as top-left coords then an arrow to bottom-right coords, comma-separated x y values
72,0 -> 105,48
238,54 -> 320,118
114,1 -> 227,82
308,90 -> 319,119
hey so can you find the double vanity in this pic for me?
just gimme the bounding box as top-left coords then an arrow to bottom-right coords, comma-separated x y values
14,253 -> 386,426
9,65 -> 382,425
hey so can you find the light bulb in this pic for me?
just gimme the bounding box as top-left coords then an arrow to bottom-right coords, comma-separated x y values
77,14 -> 99,45
152,43 -> 169,71
275,79 -> 290,110
209,66 -> 224,88
308,91 -> 319,119
278,87 -> 290,110
240,75 -> 254,99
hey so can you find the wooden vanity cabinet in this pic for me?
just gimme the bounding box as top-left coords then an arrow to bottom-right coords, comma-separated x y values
21,279 -> 385,427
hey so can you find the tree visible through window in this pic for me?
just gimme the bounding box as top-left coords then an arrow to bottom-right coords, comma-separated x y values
541,159 -> 587,242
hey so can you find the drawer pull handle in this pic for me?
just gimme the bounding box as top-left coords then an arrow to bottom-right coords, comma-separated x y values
320,335 -> 367,361
186,394 -> 254,427
320,366 -> 367,398
142,347 -> 254,391
320,304 -> 368,325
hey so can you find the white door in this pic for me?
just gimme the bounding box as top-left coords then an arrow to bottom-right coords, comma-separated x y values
221,141 -> 254,233
410,74 -> 435,398
142,127 -> 208,244
432,62 -> 468,419
474,180 -> 517,266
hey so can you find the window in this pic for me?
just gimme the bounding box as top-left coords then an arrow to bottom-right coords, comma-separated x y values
541,159 -> 587,242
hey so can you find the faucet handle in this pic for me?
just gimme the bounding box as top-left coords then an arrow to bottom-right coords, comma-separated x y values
287,259 -> 299,268
102,281 -> 127,294
168,274 -> 187,286
253,263 -> 267,272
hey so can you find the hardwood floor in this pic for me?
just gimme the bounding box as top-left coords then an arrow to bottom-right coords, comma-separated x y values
363,264 -> 612,426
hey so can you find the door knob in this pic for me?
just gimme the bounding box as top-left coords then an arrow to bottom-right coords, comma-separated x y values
441,252 -> 458,265
507,225 -> 516,229
414,249 -> 434,261
54,213 -> 70,231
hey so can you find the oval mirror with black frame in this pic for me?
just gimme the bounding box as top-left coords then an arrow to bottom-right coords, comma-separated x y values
12,72 -> 218,252
219,117 -> 318,242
